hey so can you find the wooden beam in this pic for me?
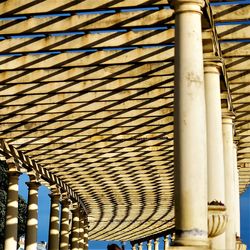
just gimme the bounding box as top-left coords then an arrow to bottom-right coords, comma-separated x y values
0,29 -> 174,54
0,47 -> 174,70
220,42 -> 250,57
217,24 -> 250,40
0,0 -> 168,16
225,57 -> 250,71
212,4 -> 250,22
0,63 -> 174,83
0,9 -> 174,35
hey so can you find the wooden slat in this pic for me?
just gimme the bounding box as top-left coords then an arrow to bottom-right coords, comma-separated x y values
221,42 -> 250,57
0,9 -> 174,35
217,24 -> 250,40
0,47 -> 174,70
0,75 -> 173,94
0,63 -> 174,83
212,4 -> 250,22
227,71 -> 250,83
0,0 -> 168,16
0,29 -> 174,54
225,57 -> 250,71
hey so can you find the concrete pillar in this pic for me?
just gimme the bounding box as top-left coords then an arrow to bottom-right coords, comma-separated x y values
204,62 -> 225,249
154,238 -> 159,250
139,242 -> 143,250
147,240 -> 152,250
171,0 -> 208,246
71,207 -> 80,250
48,193 -> 61,250
59,198 -> 70,250
4,164 -> 20,250
83,215 -> 89,250
132,243 -> 137,250
164,236 -> 169,250
25,180 -> 41,250
222,112 -> 236,249
233,143 -> 240,238
79,212 -> 85,250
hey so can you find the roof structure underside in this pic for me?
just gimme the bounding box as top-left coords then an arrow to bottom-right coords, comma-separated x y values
0,0 -> 249,242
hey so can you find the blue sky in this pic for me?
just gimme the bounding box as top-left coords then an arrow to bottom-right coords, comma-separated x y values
19,173 -> 250,249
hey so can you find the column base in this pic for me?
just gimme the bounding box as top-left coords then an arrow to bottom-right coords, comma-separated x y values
173,238 -> 209,247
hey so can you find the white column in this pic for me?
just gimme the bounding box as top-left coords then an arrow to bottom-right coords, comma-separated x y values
233,143 -> 240,238
154,238 -> 159,250
171,0 -> 208,246
4,164 -> 20,250
48,193 -> 61,250
71,207 -> 80,250
164,236 -> 169,250
83,215 -> 89,250
59,198 -> 70,250
139,242 -> 143,250
204,62 -> 225,249
147,240 -> 152,250
79,212 -> 86,250
132,243 -> 137,250
25,180 -> 40,250
222,113 -> 236,249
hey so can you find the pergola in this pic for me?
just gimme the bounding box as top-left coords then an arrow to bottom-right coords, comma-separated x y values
0,0 -> 249,249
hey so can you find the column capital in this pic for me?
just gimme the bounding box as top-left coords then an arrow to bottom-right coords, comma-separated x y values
169,0 -> 205,14
49,193 -> 61,202
222,110 -> 235,123
204,60 -> 223,74
26,181 -> 41,190
8,167 -> 21,178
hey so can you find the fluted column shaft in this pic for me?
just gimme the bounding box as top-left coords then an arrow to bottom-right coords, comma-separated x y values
4,169 -> 20,250
164,236 -> 169,250
83,215 -> 88,250
233,143 -> 240,237
223,114 -> 236,249
71,208 -> 80,250
154,238 -> 159,250
138,242 -> 143,250
147,240 -> 152,250
79,212 -> 85,250
171,0 -> 207,246
204,63 -> 225,249
59,199 -> 70,250
48,193 -> 61,250
25,181 -> 41,250
132,243 -> 137,250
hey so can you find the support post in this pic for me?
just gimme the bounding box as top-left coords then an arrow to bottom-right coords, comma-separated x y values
139,242 -> 143,250
25,177 -> 40,250
79,211 -> 86,250
71,206 -> 80,250
48,192 -> 61,250
4,159 -> 20,250
204,62 -> 225,249
83,215 -> 89,250
147,240 -> 152,250
59,198 -> 70,250
164,236 -> 169,250
171,0 -> 208,246
222,112 -> 236,249
154,238 -> 159,250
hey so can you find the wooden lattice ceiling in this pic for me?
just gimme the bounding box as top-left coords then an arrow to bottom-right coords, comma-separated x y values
0,0 -> 249,242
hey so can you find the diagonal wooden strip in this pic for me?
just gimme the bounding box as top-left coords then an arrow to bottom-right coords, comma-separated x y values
0,29 -> 174,54
0,9 -> 174,35
0,0 -> 168,16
